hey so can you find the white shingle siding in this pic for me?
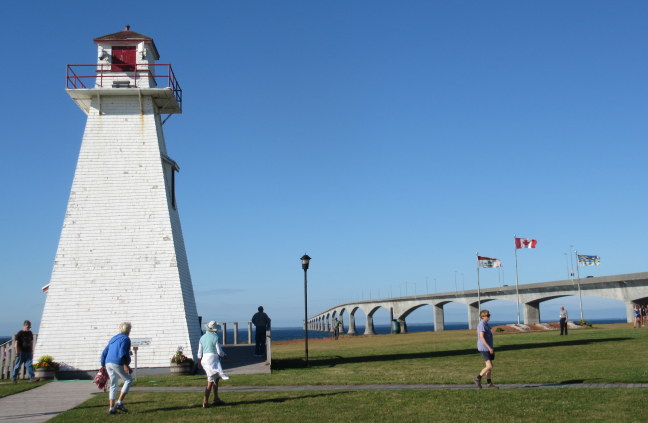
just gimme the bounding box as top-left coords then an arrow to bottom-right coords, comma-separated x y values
35,94 -> 200,371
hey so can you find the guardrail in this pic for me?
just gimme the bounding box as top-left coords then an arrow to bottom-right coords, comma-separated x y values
216,321 -> 271,365
216,321 -> 254,345
66,63 -> 182,110
0,335 -> 38,380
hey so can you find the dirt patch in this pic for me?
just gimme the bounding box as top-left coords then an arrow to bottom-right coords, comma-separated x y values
492,322 -> 582,333
492,325 -> 519,333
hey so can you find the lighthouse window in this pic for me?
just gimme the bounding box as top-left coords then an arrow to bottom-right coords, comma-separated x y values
171,168 -> 177,210
162,155 -> 179,210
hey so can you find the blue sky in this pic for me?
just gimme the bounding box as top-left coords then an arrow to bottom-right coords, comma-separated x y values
2,1 -> 647,335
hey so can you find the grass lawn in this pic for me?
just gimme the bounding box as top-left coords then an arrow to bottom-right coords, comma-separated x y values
49,389 -> 648,422
0,381 -> 48,398
136,323 -> 648,386
40,324 -> 648,422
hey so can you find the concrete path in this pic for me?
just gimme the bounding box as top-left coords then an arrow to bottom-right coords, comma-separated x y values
0,381 -> 97,423
222,344 -> 271,375
1,381 -> 647,422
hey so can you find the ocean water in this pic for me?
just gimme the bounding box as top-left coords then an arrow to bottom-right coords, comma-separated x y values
0,318 -> 626,345
268,317 -> 627,341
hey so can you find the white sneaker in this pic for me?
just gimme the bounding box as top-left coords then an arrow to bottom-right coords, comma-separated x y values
219,373 -> 230,381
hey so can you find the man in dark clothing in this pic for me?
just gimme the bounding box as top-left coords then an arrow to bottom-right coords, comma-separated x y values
251,306 -> 271,357
13,320 -> 35,383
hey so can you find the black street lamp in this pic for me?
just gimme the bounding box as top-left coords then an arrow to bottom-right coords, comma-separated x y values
301,254 -> 311,366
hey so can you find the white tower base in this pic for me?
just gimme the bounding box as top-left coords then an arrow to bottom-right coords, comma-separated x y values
35,91 -> 200,374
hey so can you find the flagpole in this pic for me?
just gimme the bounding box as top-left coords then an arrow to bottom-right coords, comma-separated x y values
476,253 -> 481,314
514,235 -> 520,325
575,250 -> 584,321
569,245 -> 575,281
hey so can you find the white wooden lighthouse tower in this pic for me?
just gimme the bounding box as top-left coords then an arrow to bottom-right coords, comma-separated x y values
35,27 -> 200,373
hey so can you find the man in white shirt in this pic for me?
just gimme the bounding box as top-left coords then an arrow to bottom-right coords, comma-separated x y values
559,306 -> 568,335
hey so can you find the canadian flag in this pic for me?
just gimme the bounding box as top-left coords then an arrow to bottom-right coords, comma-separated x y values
515,237 -> 537,249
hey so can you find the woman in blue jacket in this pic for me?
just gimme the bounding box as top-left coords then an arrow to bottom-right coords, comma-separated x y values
100,322 -> 132,414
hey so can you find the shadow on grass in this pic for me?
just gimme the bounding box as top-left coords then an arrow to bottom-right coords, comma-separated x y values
273,337 -> 631,369
139,391 -> 349,413
76,400 -> 149,410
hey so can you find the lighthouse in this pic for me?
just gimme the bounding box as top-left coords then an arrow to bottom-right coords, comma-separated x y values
35,27 -> 200,375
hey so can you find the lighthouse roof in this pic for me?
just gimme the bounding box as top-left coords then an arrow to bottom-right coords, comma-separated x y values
94,26 -> 160,59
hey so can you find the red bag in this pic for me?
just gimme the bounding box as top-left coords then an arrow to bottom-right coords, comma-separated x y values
93,367 -> 109,391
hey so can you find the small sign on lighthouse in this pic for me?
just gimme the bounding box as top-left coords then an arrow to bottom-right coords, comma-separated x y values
36,27 -> 200,375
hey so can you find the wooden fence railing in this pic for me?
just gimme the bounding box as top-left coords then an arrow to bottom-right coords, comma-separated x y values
0,335 -> 38,380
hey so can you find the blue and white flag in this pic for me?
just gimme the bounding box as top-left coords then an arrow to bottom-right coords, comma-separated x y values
577,254 -> 601,266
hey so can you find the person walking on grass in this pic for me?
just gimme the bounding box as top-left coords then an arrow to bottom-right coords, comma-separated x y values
12,320 -> 35,383
100,322 -> 133,415
633,305 -> 642,328
198,321 -> 229,408
473,309 -> 498,389
559,306 -> 569,335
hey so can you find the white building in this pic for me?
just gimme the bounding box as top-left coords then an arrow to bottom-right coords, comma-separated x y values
35,27 -> 200,375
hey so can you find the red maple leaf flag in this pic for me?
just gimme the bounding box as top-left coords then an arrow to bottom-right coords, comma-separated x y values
515,237 -> 538,249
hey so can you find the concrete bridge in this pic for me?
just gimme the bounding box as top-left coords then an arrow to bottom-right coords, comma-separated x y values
309,272 -> 648,335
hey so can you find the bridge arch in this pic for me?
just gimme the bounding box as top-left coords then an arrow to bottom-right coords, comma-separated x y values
347,306 -> 362,335
363,305 -> 383,335
336,307 -> 348,333
521,292 -> 634,324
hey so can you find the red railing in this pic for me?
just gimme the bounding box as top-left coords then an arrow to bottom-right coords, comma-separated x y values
66,64 -> 182,110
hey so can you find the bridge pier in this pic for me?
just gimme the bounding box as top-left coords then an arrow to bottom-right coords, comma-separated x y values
626,300 -> 636,323
364,314 -> 375,335
398,319 -> 408,334
524,301 -> 540,324
468,303 -> 480,330
434,304 -> 445,331
347,314 -> 357,335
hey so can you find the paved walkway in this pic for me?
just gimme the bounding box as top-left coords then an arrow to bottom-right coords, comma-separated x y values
0,381 -> 97,423
1,381 -> 647,422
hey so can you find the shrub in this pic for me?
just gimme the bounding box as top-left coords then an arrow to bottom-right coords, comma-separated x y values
170,346 -> 194,365
33,355 -> 60,371
495,327 -> 505,332
578,319 -> 593,327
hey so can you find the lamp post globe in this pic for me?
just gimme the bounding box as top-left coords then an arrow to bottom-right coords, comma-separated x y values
301,254 -> 311,270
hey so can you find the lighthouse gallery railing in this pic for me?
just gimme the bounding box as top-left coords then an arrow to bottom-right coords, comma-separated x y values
66,64 -> 182,110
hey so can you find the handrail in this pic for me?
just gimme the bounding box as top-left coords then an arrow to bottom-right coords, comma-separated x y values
216,321 -> 271,366
0,339 -> 13,379
65,64 -> 182,110
216,321 -> 254,345
0,335 -> 38,380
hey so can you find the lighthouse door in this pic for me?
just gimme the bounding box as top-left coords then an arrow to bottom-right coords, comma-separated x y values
112,46 -> 136,72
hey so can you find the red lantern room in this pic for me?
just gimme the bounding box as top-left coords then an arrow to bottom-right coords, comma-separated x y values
66,26 -> 181,114
94,25 -> 159,76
